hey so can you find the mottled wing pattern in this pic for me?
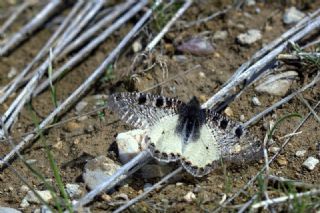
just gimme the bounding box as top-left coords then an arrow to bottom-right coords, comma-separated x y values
108,92 -> 184,129
204,109 -> 263,164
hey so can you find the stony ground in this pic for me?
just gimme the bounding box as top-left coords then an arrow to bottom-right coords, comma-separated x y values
0,1 -> 319,212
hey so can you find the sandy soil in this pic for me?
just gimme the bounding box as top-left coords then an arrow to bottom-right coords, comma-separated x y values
0,1 -> 319,212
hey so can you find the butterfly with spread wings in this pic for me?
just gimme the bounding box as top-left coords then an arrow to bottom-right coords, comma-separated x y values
108,92 -> 262,177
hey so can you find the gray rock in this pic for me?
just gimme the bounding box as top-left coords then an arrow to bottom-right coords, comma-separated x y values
177,37 -> 215,56
255,71 -> 298,96
252,96 -> 261,106
0,207 -> 22,213
66,183 -> 82,198
83,156 -> 121,190
237,29 -> 262,45
283,7 -> 305,25
213,30 -> 228,41
116,129 -> 147,164
302,157 -> 319,171
295,150 -> 306,157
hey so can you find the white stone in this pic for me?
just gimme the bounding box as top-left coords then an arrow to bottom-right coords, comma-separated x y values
132,40 -> 142,53
75,101 -> 88,113
83,156 -> 121,190
252,96 -> 261,106
24,190 -> 53,204
283,7 -> 305,25
7,67 -> 17,79
20,198 -> 29,208
183,191 -> 196,202
213,30 -> 228,40
116,129 -> 147,164
0,207 -> 22,213
237,29 -> 262,45
255,71 -> 298,96
66,183 -> 82,198
268,147 -> 280,154
302,157 -> 319,171
245,0 -> 255,6
295,150 -> 306,157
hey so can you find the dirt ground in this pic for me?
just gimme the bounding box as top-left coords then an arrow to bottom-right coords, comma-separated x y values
0,1 -> 319,212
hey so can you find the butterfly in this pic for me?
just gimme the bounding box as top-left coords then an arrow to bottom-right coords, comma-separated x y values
108,92 -> 262,177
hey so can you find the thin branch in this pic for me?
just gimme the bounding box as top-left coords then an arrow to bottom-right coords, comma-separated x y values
0,0 -> 86,104
203,15 -> 320,109
33,0 -> 146,96
297,93 -> 320,124
252,188 -> 320,209
73,151 -> 151,209
0,1 -> 33,36
0,0 -> 64,56
214,100 -> 320,212
243,73 -> 320,127
145,0 -> 192,51
267,175 -> 319,190
112,167 -> 183,213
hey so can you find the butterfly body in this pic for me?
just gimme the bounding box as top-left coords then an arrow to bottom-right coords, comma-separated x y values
108,92 -> 262,177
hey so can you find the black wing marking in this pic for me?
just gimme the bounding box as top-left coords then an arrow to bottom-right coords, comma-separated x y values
205,109 -> 263,163
108,92 -> 184,129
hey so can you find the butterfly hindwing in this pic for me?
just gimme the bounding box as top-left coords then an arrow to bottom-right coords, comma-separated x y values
180,123 -> 221,177
147,115 -> 182,162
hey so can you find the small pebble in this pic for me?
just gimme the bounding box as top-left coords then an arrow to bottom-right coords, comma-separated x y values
20,199 -> 29,208
177,37 -> 214,56
237,29 -> 262,45
64,121 -> 81,132
75,101 -> 88,113
295,150 -> 306,157
276,156 -> 288,166
240,114 -> 245,122
172,55 -> 188,62
245,0 -> 255,6
143,183 -> 153,192
183,191 -> 196,203
224,107 -> 234,117
268,147 -> 280,154
83,156 -> 120,190
132,40 -> 142,52
302,157 -> 319,171
20,185 -> 29,193
283,7 -> 305,25
7,67 -> 17,79
255,71 -> 298,96
252,96 -> 261,106
101,193 -> 112,202
176,182 -> 183,186
66,183 -> 82,198
213,30 -> 228,40
26,159 -> 37,164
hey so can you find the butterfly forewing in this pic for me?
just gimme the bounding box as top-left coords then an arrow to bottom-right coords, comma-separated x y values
108,92 -> 183,129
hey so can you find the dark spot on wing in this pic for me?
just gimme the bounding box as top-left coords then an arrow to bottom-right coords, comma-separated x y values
235,126 -> 243,138
206,146 -> 209,150
220,119 -> 229,129
166,98 -> 172,107
156,97 -> 164,107
138,94 -> 146,104
162,131 -> 165,134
